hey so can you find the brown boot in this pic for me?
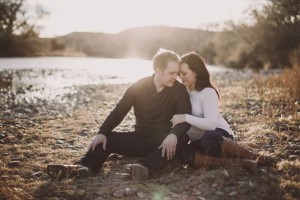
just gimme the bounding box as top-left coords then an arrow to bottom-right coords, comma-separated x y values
124,163 -> 149,181
194,151 -> 258,174
222,138 -> 277,167
221,137 -> 256,158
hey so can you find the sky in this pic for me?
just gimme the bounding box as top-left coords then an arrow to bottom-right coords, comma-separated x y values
27,0 -> 258,37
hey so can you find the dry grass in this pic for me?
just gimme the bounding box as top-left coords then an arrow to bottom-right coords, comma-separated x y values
1,66 -> 300,199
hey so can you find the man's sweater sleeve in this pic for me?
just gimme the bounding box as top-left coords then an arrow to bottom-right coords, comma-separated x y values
172,85 -> 192,138
97,84 -> 135,136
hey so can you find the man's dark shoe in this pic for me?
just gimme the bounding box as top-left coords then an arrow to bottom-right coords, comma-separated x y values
47,164 -> 91,180
124,163 -> 149,181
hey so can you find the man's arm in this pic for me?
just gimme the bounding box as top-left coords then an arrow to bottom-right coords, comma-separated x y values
97,85 -> 135,136
171,85 -> 192,138
159,84 -> 192,160
87,84 -> 135,151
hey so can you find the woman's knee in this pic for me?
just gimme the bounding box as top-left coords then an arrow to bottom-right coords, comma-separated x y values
196,133 -> 224,157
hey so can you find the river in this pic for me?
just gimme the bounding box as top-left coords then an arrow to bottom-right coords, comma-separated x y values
0,57 -> 229,102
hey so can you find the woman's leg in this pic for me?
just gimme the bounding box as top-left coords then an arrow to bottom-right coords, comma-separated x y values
192,129 -> 276,170
193,150 -> 258,173
221,137 -> 255,158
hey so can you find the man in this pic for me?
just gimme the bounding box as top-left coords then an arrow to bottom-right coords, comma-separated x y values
47,49 -> 192,180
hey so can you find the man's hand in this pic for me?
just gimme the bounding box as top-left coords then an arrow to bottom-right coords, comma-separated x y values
88,134 -> 107,151
171,114 -> 186,128
158,133 -> 177,160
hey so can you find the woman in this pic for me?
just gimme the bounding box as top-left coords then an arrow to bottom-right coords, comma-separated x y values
172,52 -> 275,173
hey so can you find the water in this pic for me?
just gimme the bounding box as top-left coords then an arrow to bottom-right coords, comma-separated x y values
0,57 -> 228,102
0,57 -> 227,85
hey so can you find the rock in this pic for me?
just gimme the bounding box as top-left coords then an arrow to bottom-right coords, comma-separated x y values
289,155 -> 299,160
211,183 -> 218,188
112,187 -> 137,198
288,144 -> 300,150
197,197 -> 206,200
112,189 -> 126,198
1,176 -> 10,180
8,161 -> 21,167
32,171 -> 44,177
56,140 -> 64,144
293,150 -> 300,155
0,133 -> 6,139
76,189 -> 85,195
229,191 -> 238,196
220,169 -> 229,178
215,191 -> 224,195
115,172 -> 130,180
137,191 -> 146,198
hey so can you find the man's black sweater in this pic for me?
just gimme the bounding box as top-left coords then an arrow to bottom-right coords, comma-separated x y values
98,75 -> 192,138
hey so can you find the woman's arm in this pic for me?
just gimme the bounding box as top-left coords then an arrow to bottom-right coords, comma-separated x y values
172,88 -> 219,130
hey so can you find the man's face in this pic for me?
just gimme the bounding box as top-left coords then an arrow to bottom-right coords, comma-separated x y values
157,60 -> 179,87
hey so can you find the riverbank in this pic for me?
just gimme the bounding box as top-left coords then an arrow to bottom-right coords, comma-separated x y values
0,68 -> 299,199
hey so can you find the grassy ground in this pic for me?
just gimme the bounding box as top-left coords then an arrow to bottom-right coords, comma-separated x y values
0,67 -> 299,200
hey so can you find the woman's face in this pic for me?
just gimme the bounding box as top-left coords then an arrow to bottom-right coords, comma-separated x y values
179,63 -> 197,90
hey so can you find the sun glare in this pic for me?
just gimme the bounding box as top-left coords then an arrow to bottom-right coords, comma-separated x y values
27,0 -> 254,37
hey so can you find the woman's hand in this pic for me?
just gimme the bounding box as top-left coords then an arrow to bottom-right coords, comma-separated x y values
171,114 -> 186,128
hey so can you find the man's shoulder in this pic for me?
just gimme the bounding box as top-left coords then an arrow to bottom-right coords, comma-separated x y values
172,81 -> 188,97
173,80 -> 186,90
135,76 -> 152,84
129,76 -> 152,90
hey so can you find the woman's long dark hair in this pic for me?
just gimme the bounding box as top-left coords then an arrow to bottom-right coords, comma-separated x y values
180,52 -> 220,99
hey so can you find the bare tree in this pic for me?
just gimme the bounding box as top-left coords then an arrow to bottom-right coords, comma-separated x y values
0,0 -> 48,56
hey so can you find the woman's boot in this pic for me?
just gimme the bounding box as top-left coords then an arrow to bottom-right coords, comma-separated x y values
193,151 -> 258,174
221,138 -> 276,167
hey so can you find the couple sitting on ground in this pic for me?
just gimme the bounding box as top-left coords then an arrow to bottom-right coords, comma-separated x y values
47,49 -> 276,180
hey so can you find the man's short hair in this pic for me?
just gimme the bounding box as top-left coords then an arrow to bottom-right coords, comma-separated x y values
152,48 -> 180,71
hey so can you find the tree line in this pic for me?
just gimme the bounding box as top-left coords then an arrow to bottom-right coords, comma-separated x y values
0,0 -> 299,69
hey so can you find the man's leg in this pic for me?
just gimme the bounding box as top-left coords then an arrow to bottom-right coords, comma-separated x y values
79,131 -> 160,173
48,131 -> 157,179
137,133 -> 190,172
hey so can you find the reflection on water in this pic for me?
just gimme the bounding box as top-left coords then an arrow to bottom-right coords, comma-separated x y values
0,57 -> 228,103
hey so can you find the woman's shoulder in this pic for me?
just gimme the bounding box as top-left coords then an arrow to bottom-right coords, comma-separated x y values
200,87 -> 216,94
199,87 -> 218,98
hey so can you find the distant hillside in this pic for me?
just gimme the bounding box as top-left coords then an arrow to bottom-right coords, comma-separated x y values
55,26 -> 218,59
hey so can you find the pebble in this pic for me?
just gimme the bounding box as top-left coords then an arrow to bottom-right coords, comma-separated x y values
215,191 -> 224,195
221,169 -> 229,178
293,150 -> 300,155
32,171 -> 44,177
229,191 -> 238,196
137,191 -> 146,198
56,140 -> 64,144
8,161 -> 21,167
211,183 -> 218,188
289,155 -> 299,160
1,176 -> 10,180
288,144 -> 300,150
112,187 -> 137,198
197,197 -> 206,200
76,189 -> 85,195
